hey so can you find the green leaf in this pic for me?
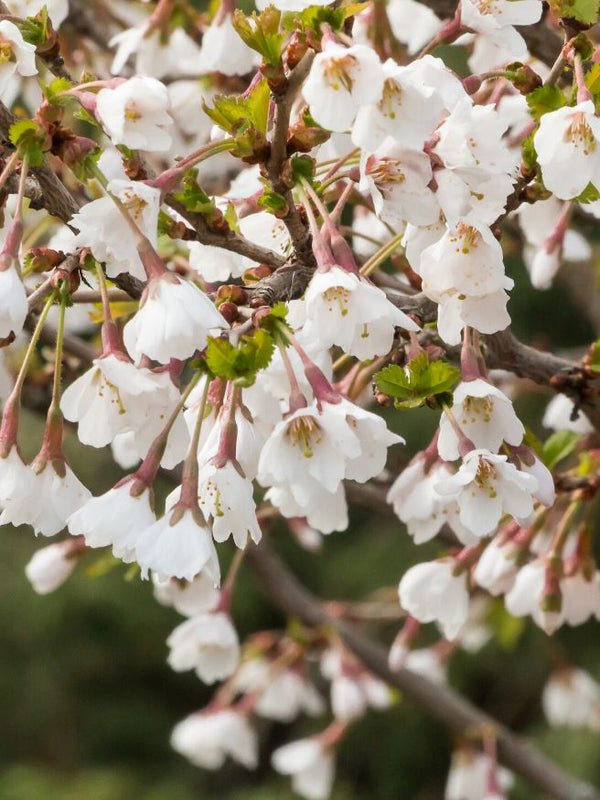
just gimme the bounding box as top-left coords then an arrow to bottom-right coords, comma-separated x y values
526,84 -> 566,121
17,7 -> 50,46
282,1 -> 368,33
550,0 -> 599,25
573,181 -> 600,204
173,172 -> 217,215
542,429 -> 580,469
44,77 -> 73,105
203,77 -> 270,135
374,353 -> 460,410
205,329 -> 275,386
232,7 -> 284,68
257,188 -> 288,214
9,119 -> 47,167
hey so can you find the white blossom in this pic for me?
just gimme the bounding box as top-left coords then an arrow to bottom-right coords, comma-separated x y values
135,507 -> 221,583
542,668 -> 600,730
437,379 -> 524,461
198,462 -> 261,549
303,41 -> 385,132
96,76 -> 173,152
4,0 -> 68,26
360,141 -> 439,228
68,482 -> 155,563
167,611 -> 240,684
387,459 -> 476,545
445,749 -> 514,800
543,394 -> 593,435
123,273 -> 228,364
504,559 -> 564,634
171,709 -> 258,770
0,265 -> 27,339
534,100 -> 600,200
25,541 -> 78,594
1,461 -> 91,537
152,572 -> 219,617
435,449 -> 538,538
0,21 -> 37,95
272,738 -> 335,800
71,179 -> 161,282
197,14 -> 258,76
399,560 -> 470,640
233,657 -> 325,722
301,266 -> 418,360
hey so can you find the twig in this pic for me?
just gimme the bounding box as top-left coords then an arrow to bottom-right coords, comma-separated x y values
247,539 -> 600,800
266,51 -> 316,268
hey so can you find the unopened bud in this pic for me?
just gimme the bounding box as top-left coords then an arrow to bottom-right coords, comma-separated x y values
218,302 -> 239,324
286,30 -> 308,70
215,284 -> 248,306
50,266 -> 80,294
243,264 -> 274,284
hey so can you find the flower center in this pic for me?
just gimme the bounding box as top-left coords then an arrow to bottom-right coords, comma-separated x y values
121,188 -> 148,223
454,223 -> 480,255
286,416 -> 322,458
378,78 -> 403,120
461,396 -> 494,424
566,112 -> 596,155
322,286 -> 351,316
322,56 -> 357,93
124,100 -> 142,122
474,456 -> 498,498
0,40 -> 15,65
367,157 -> 406,196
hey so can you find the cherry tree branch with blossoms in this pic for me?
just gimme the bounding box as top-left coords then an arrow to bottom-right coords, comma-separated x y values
3,0 -> 600,799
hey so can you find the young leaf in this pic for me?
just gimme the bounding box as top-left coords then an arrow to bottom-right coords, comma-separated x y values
542,429 -> 580,469
526,85 -> 566,122
9,119 -> 47,167
232,7 -> 284,68
549,0 -> 599,25
374,353 -> 460,409
206,330 -> 275,386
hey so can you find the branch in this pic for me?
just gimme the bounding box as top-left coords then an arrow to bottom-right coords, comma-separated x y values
165,196 -> 287,269
266,51 -> 316,268
247,539 -> 600,800
0,101 -> 79,224
385,290 -> 600,431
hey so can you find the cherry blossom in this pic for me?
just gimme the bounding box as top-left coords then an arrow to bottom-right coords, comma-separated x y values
96,76 -> 173,152
272,737 -> 336,800
171,709 -> 258,770
25,541 -> 80,594
167,611 -> 240,683
301,266 -> 419,360
437,379 -> 524,461
0,21 -> 37,95
534,101 -> 600,200
124,273 -> 228,364
435,449 -> 539,537
398,560 -> 470,640
303,41 -> 385,132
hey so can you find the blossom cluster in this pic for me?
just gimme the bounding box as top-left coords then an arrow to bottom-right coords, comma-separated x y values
1,0 -> 599,797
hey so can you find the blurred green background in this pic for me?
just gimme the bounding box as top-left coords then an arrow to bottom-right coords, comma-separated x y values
1,251 -> 600,800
